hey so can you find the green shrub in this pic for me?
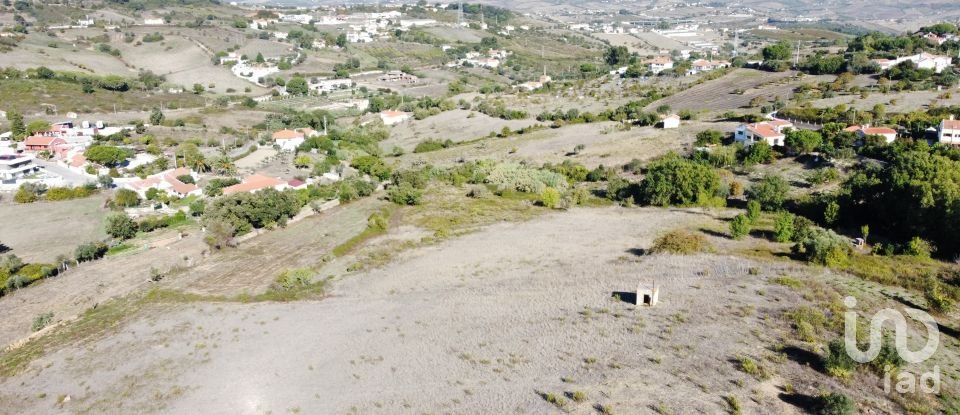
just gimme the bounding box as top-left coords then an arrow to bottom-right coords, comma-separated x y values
816,392 -> 855,415
75,241 -> 108,263
639,153 -> 722,207
746,200 -> 761,223
747,175 -> 789,210
904,237 -> 934,259
350,155 -> 392,181
774,212 -> 796,242
736,355 -> 770,380
485,163 -> 569,193
824,338 -> 856,380
274,268 -> 313,290
793,228 -> 851,267
650,230 -> 711,254
540,187 -> 561,209
105,213 -> 138,240
413,139 -> 454,153
730,214 -> 750,240
387,183 -> 422,205
785,306 -> 826,342
31,312 -> 53,332
924,276 -> 955,313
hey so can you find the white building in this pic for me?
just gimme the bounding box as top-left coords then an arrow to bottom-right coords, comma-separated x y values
280,14 -> 313,25
347,31 -> 373,43
380,111 -> 411,126
735,120 -> 794,147
311,78 -> 353,93
873,52 -> 953,74
646,56 -> 674,74
0,154 -> 39,181
938,117 -> 960,146
400,19 -> 437,28
124,167 -> 201,198
661,114 -> 681,129
144,18 -> 165,25
272,129 -> 312,151
844,124 -> 898,144
687,59 -> 730,75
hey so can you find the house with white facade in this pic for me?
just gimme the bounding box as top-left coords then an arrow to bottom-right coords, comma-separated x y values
124,167 -> 202,198
687,59 -> 730,75
380,111 -> 411,126
938,117 -> 960,146
735,120 -> 794,146
272,128 -> 320,151
844,124 -> 898,144
661,114 -> 681,129
873,52 -> 953,73
646,56 -> 674,74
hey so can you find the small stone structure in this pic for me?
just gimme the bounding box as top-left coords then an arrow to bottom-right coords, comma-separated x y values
636,281 -> 660,307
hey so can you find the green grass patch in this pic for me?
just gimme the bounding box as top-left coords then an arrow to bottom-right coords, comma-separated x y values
332,206 -> 396,257
106,243 -> 137,256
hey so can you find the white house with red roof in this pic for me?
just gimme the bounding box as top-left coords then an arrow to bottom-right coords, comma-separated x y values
687,59 -> 730,75
222,174 -> 289,195
380,110 -> 411,126
124,167 -> 202,198
23,135 -> 67,153
273,129 -> 305,151
645,56 -> 674,74
735,120 -> 794,146
938,117 -> 960,146
272,128 -> 321,151
844,124 -> 898,144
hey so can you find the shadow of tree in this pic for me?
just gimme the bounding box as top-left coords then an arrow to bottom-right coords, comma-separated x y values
779,392 -> 821,413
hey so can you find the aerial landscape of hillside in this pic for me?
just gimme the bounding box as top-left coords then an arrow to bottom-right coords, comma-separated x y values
2,0 -> 960,414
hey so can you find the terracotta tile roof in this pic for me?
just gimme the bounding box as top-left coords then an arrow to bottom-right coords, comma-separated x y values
273,129 -> 305,140
747,123 -> 783,139
381,110 -> 407,117
646,56 -> 673,65
943,120 -> 960,130
24,136 -> 63,146
288,178 -> 306,187
862,127 -> 896,135
843,125 -> 862,132
222,174 -> 286,195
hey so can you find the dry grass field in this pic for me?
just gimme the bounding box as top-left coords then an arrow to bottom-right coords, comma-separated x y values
0,207 -> 944,414
646,69 -> 835,113
113,35 -> 256,94
0,195 -> 110,264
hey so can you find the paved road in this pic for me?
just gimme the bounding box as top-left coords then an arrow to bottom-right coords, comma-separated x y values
33,159 -> 92,186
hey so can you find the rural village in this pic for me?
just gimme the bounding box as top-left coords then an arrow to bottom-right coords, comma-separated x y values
2,0 -> 960,414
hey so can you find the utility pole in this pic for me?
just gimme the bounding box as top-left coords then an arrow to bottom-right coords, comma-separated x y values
794,41 -> 801,66
733,29 -> 739,57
